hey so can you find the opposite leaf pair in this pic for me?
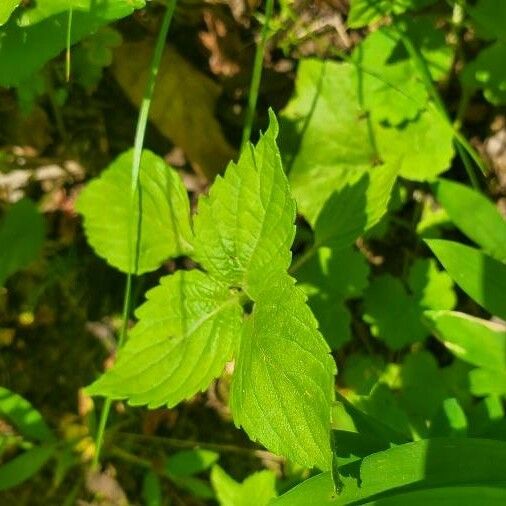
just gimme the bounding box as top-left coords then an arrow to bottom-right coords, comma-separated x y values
79,112 -> 336,470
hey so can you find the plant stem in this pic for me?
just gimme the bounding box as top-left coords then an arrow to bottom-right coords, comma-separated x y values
91,0 -> 178,470
241,0 -> 275,150
65,8 -> 73,82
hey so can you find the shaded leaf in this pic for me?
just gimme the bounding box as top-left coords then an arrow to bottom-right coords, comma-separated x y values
0,198 -> 44,287
165,449 -> 219,478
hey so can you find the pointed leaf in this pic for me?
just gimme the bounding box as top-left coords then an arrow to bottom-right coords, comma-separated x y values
193,112 -> 296,299
87,270 -> 242,408
434,179 -> 506,261
0,388 -> 54,443
77,149 -> 193,274
426,240 -> 506,320
230,275 -> 336,470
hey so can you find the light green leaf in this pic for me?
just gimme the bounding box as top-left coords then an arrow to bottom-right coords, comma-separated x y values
0,0 -> 19,25
211,465 -> 277,506
351,27 -> 428,125
0,388 -> 54,443
230,275 -> 336,470
0,198 -> 44,287
347,0 -> 437,28
375,106 -> 455,181
193,111 -> 296,299
273,439 -> 506,505
462,41 -> 506,106
0,445 -> 55,491
425,310 -> 506,396
434,179 -> 506,261
86,270 -> 242,408
297,247 -> 369,349
165,449 -> 219,478
77,149 -> 193,274
18,0 -> 144,26
0,0 -> 143,87
426,239 -> 506,320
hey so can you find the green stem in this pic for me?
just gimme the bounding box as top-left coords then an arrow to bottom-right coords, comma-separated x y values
91,0 -> 178,470
65,8 -> 73,82
241,0 -> 275,150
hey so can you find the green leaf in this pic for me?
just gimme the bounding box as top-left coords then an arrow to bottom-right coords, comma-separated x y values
434,179 -> 506,261
462,41 -> 506,105
86,270 -> 243,408
210,465 -> 277,506
0,0 -> 19,25
351,27 -> 428,125
375,106 -> 455,181
0,388 -> 54,443
165,449 -> 219,478
313,164 -> 398,249
0,0 -> 143,88
363,259 -> 455,349
0,445 -> 55,491
18,0 -> 144,27
76,149 -> 193,274
0,198 -> 44,287
468,0 -> 506,42
273,438 -> 506,505
426,240 -> 506,320
347,0 -> 437,28
142,471 -> 162,506
297,247 -> 369,349
425,310 -> 506,396
230,275 -> 336,470
342,354 -> 386,395
193,111 -> 296,299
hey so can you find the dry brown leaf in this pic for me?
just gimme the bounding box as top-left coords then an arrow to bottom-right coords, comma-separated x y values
113,39 -> 235,179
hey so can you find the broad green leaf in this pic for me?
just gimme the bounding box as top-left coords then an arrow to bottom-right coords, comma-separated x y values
347,0 -> 437,28
462,41 -> 506,106
142,471 -> 162,506
342,354 -> 386,395
165,449 -> 219,478
426,240 -> 506,320
230,275 -> 336,470
0,198 -> 44,287
363,259 -> 455,349
171,475 -> 215,499
0,445 -> 55,491
468,0 -> 506,42
313,164 -> 398,249
18,0 -> 144,26
425,310 -> 506,396
0,0 -> 143,87
273,438 -> 506,505
297,247 -> 369,349
210,465 -> 277,506
86,270 -> 242,408
375,106 -> 455,181
77,149 -> 193,274
193,111 -> 296,299
0,0 -> 19,25
280,60 -> 376,223
351,27 -> 428,125
434,179 -> 506,261
0,388 -> 54,443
